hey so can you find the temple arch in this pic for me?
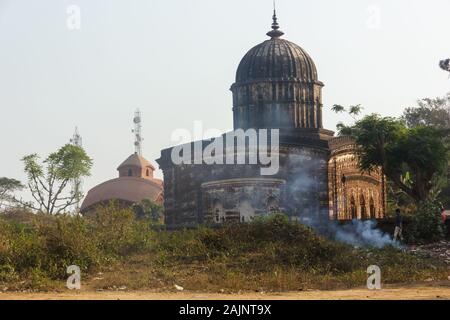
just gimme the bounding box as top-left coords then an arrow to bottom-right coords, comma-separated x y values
266,196 -> 279,214
350,195 -> 357,220
360,194 -> 367,219
212,199 -> 225,224
369,197 -> 376,219
239,196 -> 255,222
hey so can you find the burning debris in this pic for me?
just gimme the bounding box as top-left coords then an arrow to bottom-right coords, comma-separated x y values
328,221 -> 399,248
301,216 -> 398,249
331,220 -> 398,249
408,240 -> 450,265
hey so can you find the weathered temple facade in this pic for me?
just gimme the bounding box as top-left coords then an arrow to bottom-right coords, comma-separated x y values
328,136 -> 386,220
157,11 -> 386,228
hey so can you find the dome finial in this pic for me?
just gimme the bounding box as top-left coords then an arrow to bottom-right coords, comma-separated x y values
267,1 -> 284,38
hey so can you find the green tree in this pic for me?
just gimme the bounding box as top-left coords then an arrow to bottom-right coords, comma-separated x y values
337,114 -> 449,203
402,93 -> 450,207
339,114 -> 404,172
0,177 -> 24,209
332,104 -> 363,120
18,144 -> 93,214
393,126 -> 449,201
402,93 -> 450,129
133,199 -> 164,224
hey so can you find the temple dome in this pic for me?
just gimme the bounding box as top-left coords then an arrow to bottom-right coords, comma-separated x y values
231,10 -> 324,130
80,177 -> 163,212
117,153 -> 155,172
234,11 -> 318,84
235,39 -> 318,84
80,153 -> 163,213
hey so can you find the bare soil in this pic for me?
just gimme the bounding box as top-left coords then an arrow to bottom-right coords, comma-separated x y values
1,285 -> 449,300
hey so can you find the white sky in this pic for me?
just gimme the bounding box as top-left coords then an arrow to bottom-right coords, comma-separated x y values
0,0 -> 449,202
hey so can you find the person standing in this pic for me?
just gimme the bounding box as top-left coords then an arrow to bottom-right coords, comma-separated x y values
394,208 -> 404,241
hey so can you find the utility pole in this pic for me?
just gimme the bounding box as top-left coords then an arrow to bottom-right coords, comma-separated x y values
70,127 -> 83,213
132,109 -> 143,156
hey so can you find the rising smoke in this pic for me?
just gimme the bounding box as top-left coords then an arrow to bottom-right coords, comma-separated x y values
285,153 -> 398,249
324,219 -> 397,249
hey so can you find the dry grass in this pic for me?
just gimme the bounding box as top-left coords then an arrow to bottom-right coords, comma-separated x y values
0,209 -> 448,292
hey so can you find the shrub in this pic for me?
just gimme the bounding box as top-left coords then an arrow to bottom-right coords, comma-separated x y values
0,211 -> 446,291
34,215 -> 103,278
86,202 -> 154,255
0,202 -> 156,283
155,214 -> 365,274
408,199 -> 444,243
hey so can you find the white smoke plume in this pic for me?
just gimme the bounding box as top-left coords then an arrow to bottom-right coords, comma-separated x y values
330,220 -> 397,248
286,154 -> 398,248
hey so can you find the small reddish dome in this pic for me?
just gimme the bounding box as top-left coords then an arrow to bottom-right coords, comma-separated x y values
80,153 -> 163,213
117,153 -> 156,179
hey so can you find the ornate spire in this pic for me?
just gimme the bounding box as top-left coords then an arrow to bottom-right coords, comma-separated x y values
266,2 -> 284,38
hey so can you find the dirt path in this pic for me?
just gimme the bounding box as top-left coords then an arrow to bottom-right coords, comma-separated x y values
1,286 -> 449,300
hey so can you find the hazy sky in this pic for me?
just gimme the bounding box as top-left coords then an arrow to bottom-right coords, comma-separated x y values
1,0 -> 449,201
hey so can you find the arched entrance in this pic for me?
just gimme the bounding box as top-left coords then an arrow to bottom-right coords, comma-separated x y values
350,195 -> 357,220
239,196 -> 255,223
360,194 -> 367,219
266,196 -> 279,214
369,197 -> 376,219
212,199 -> 225,223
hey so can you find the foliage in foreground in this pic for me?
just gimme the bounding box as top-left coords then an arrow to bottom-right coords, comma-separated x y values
0,204 -> 152,289
0,210 -> 446,291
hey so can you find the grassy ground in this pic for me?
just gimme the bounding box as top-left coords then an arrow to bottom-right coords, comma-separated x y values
0,208 -> 448,293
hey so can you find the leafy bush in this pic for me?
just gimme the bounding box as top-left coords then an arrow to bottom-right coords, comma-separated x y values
155,215 -> 415,275
0,211 -> 446,291
34,215 -> 103,278
0,203 -> 154,284
408,199 -> 444,243
86,203 -> 147,255
133,200 -> 164,224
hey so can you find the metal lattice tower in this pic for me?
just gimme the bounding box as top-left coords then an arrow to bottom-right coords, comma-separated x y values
70,127 -> 83,212
132,109 -> 143,156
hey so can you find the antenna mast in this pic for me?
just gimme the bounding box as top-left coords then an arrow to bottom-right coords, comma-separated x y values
132,109 -> 143,156
70,127 -> 83,213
